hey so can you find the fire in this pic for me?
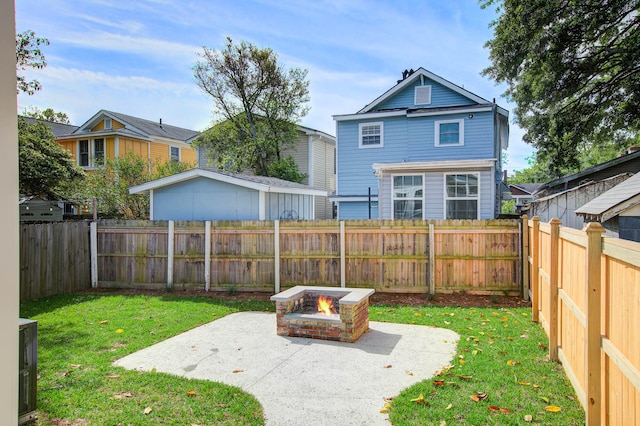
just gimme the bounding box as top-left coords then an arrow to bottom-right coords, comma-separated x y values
317,296 -> 336,315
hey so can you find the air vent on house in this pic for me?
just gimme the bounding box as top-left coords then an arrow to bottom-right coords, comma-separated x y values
104,118 -> 112,130
415,85 -> 432,105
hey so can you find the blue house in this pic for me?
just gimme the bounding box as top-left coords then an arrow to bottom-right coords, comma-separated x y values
331,68 -> 509,220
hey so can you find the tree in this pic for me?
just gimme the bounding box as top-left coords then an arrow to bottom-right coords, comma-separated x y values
482,0 -> 640,174
78,152 -> 194,219
193,37 -> 310,182
18,117 -> 84,198
16,30 -> 49,95
24,106 -> 70,124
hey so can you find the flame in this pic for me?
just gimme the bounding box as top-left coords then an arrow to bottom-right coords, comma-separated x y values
317,296 -> 336,315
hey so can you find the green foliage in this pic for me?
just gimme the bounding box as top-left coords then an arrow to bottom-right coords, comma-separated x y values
16,30 -> 49,95
24,106 -> 70,124
18,117 -> 84,198
501,199 -> 515,214
193,37 -> 310,178
482,0 -> 640,174
76,152 -> 194,219
265,155 -> 307,183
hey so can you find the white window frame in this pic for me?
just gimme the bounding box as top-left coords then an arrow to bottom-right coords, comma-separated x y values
104,118 -> 112,130
359,122 -> 384,149
435,119 -> 464,147
391,174 -> 424,220
444,172 -> 480,220
170,146 -> 180,162
414,85 -> 432,105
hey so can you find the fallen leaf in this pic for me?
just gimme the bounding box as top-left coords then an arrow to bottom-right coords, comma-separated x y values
379,409 -> 389,414
519,382 -> 531,386
456,374 -> 473,380
500,408 -> 511,413
471,395 -> 481,402
384,364 -> 392,368
70,364 -> 82,369
384,403 -> 391,409
524,414 -> 533,422
98,320 -> 108,324
410,393 -> 425,403
545,405 -> 562,412
186,391 -> 197,396
232,369 -> 244,373
445,403 -> 452,410
150,367 -> 156,373
143,407 -> 152,415
488,405 -> 500,412
433,380 -> 444,386
566,395 -> 575,400
405,370 -> 414,376
540,396 -> 550,403
538,343 -> 548,350
107,374 -> 120,379
115,329 -> 124,334
113,392 -> 133,399
440,421 -> 446,426
459,359 -> 466,365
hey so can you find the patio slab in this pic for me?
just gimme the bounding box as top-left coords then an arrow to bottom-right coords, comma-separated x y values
114,311 -> 459,425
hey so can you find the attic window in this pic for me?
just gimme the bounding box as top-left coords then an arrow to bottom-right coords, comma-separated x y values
414,85 -> 432,105
104,118 -> 112,130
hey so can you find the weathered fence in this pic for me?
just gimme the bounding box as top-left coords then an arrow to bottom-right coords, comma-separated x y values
93,219 -> 521,294
524,215 -> 640,426
20,221 -> 91,301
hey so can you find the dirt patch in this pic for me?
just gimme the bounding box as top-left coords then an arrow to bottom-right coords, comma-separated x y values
81,288 -> 530,309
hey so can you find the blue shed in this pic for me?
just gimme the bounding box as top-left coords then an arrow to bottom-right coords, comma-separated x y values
129,168 -> 327,220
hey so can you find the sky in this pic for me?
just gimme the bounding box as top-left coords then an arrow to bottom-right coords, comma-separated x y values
16,0 -> 535,172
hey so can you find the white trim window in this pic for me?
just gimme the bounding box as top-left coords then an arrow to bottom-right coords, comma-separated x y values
392,175 -> 423,219
78,140 -> 89,167
445,173 -> 479,219
435,119 -> 464,146
170,146 -> 180,162
414,85 -> 432,105
359,122 -> 383,148
93,138 -> 105,165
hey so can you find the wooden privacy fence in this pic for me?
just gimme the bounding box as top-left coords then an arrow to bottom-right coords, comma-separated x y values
20,221 -> 91,301
92,219 -> 521,294
523,215 -> 640,426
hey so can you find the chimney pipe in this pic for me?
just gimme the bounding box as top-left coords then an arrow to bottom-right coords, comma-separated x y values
159,118 -> 163,128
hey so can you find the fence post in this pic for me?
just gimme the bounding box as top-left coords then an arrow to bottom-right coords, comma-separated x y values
167,220 -> 174,290
204,221 -> 211,291
521,215 -> 529,301
274,220 -> 280,293
549,218 -> 562,361
531,216 -> 540,322
584,222 -> 604,426
340,221 -> 346,288
429,222 -> 435,296
90,222 -> 98,288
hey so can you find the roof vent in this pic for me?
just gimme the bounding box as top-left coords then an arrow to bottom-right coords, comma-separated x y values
159,118 -> 163,128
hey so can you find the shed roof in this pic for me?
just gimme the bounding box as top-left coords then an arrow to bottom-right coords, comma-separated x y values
575,172 -> 640,222
129,168 -> 327,197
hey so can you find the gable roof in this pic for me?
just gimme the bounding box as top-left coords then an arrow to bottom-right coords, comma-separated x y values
129,168 -> 327,196
66,109 -> 199,142
509,183 -> 544,195
575,172 -> 640,222
358,67 -> 491,114
20,116 -> 79,137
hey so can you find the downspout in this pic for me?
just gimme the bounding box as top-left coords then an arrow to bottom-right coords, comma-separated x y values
149,189 -> 154,220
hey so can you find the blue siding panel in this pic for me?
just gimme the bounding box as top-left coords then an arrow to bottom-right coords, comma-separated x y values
153,177 -> 260,220
377,78 -> 476,110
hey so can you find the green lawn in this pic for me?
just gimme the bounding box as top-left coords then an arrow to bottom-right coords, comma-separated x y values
21,292 -> 584,425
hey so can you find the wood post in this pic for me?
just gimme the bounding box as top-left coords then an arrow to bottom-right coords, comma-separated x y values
531,216 -> 540,322
167,220 -> 174,290
584,222 -> 604,426
549,218 -> 562,361
429,222 -> 435,296
340,221 -> 346,288
274,220 -> 280,293
521,215 -> 530,301
90,222 -> 98,288
204,221 -> 211,291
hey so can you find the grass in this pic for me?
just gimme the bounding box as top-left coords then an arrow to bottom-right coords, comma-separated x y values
21,292 -> 585,425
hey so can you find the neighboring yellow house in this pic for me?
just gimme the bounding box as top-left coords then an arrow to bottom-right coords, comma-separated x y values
56,110 -> 198,171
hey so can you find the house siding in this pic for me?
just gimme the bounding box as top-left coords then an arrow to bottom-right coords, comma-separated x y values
281,133 -> 309,181
153,177 -> 260,220
377,78 -> 476,110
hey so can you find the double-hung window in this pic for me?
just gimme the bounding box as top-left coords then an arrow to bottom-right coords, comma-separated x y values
435,119 -> 464,146
79,140 -> 89,167
170,146 -> 180,162
93,138 -> 105,165
445,173 -> 479,219
359,122 -> 383,148
393,175 -> 423,219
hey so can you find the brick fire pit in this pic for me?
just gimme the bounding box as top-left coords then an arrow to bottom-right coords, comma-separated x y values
270,286 -> 375,343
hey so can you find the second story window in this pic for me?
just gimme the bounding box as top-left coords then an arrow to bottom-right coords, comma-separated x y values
79,140 -> 89,167
435,119 -> 464,146
359,122 -> 383,148
94,139 -> 105,165
170,146 -> 180,162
